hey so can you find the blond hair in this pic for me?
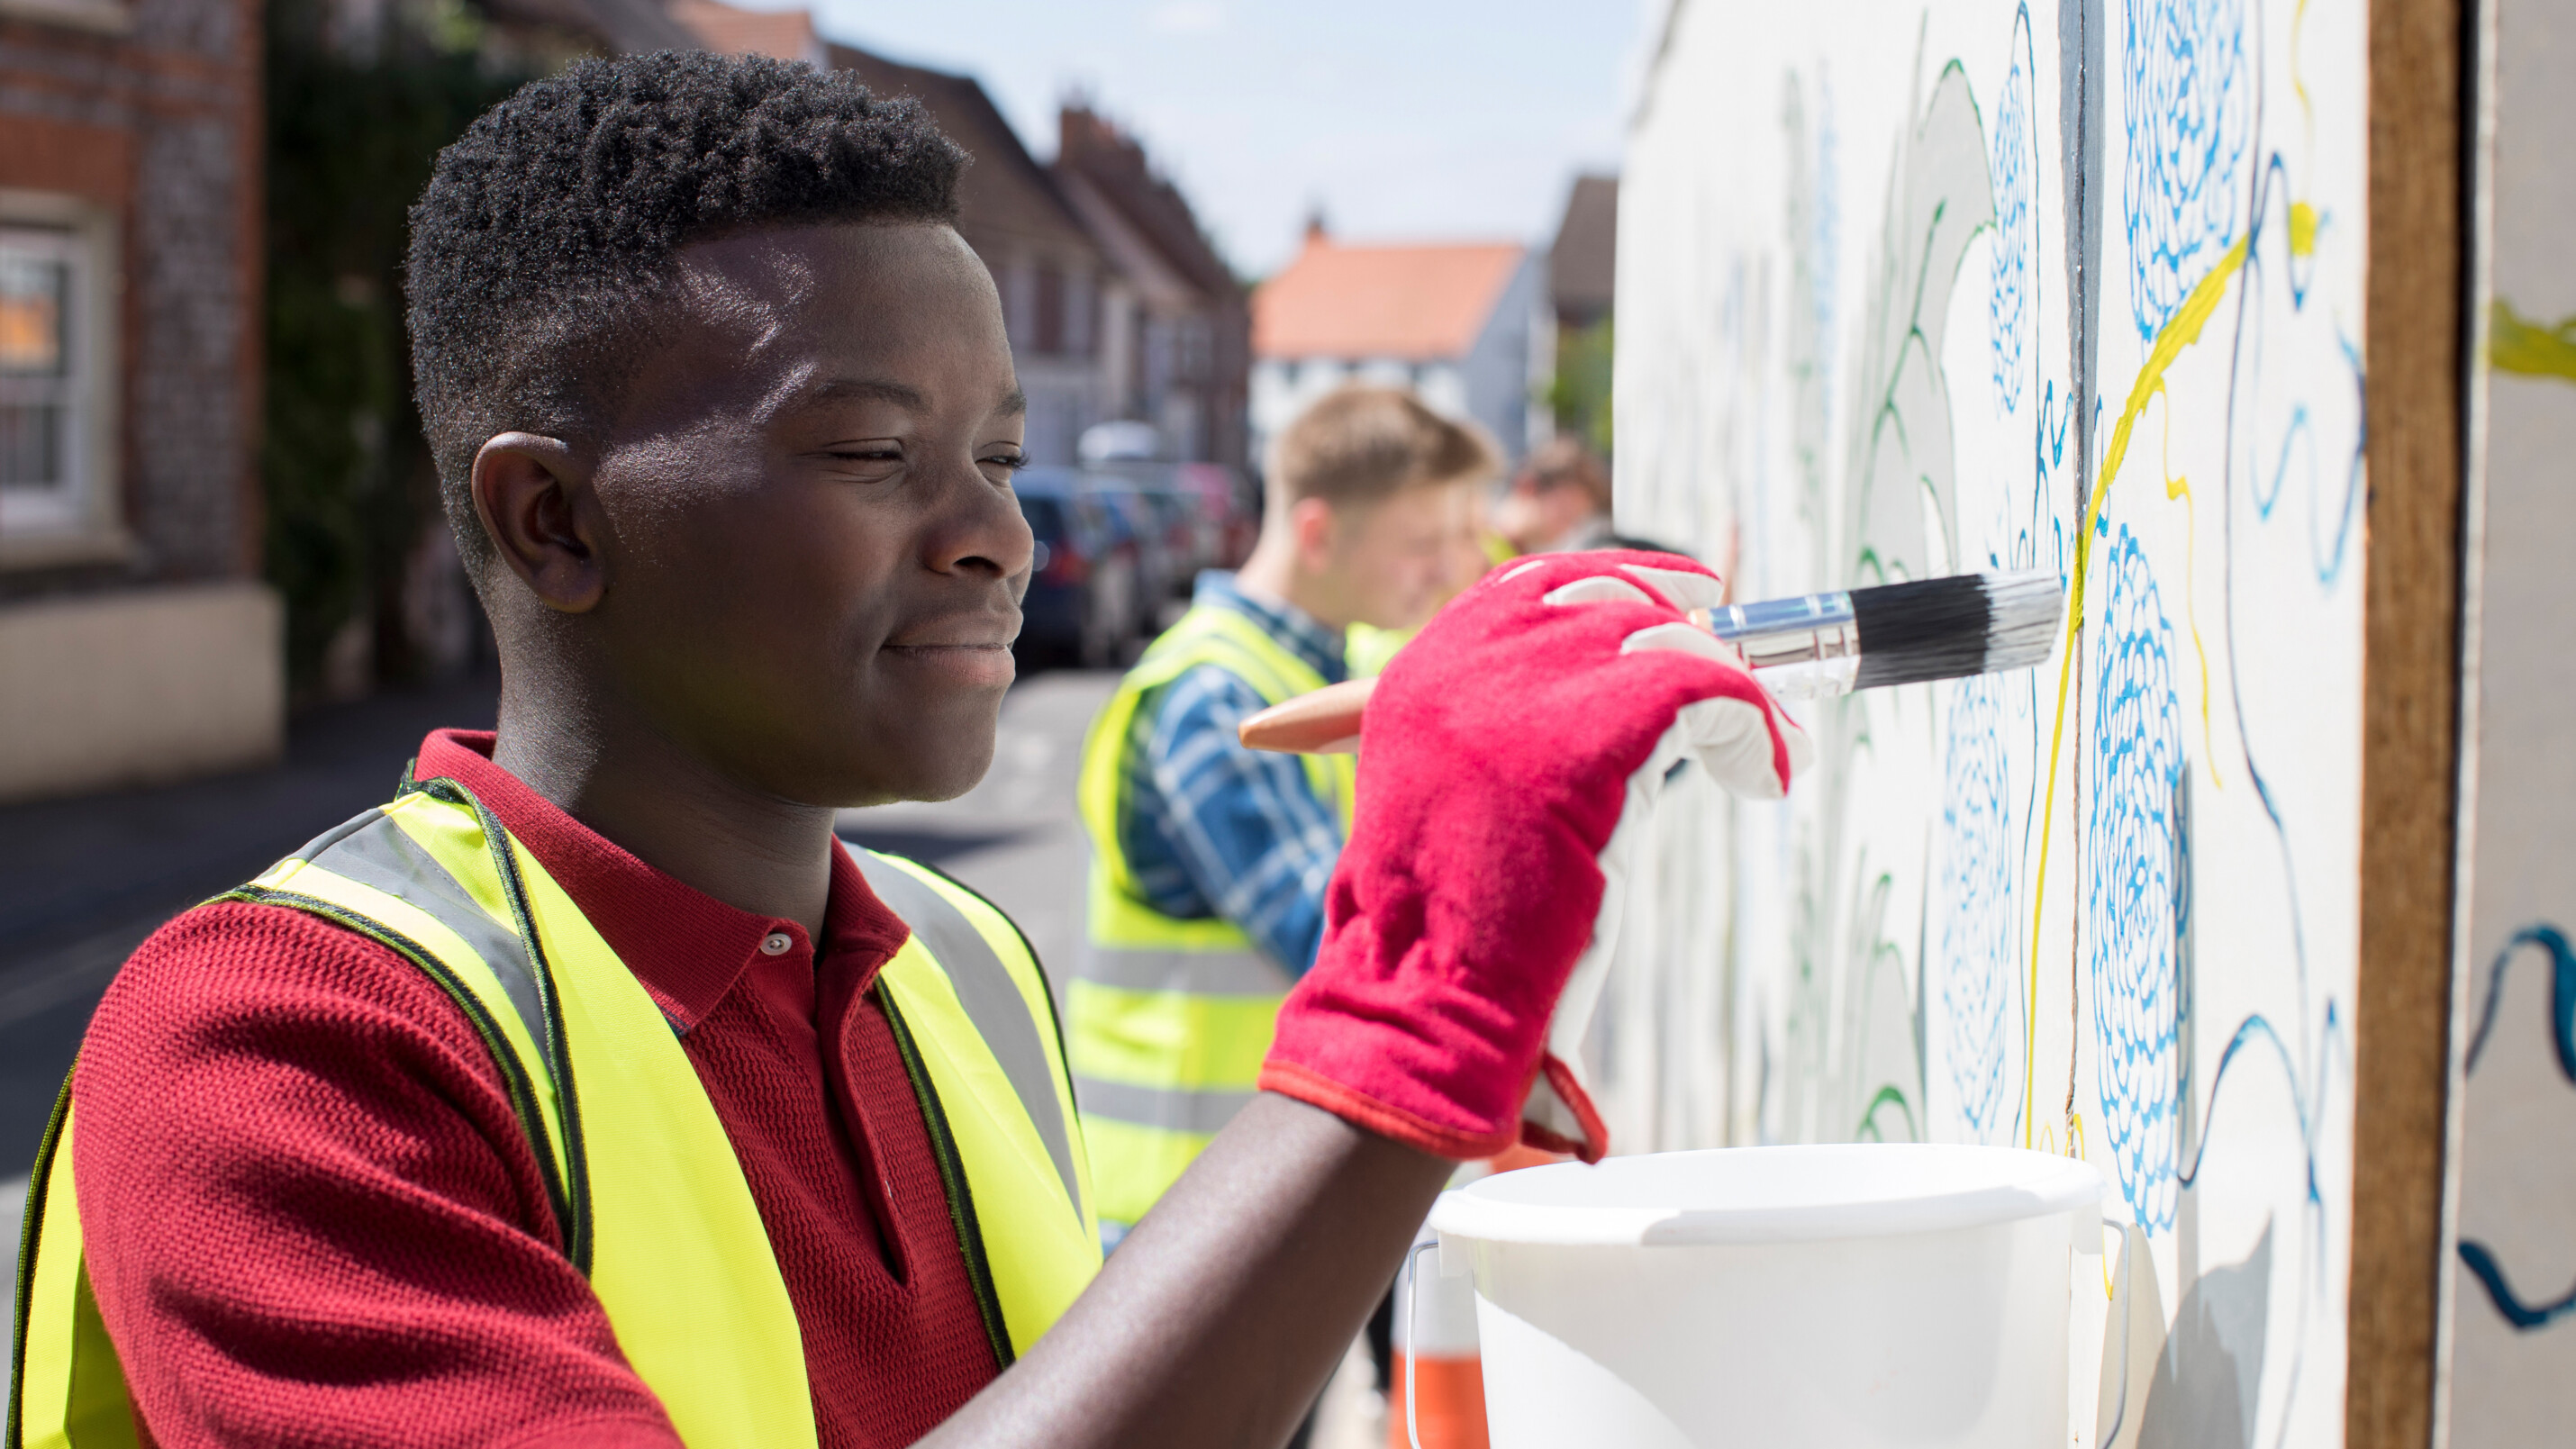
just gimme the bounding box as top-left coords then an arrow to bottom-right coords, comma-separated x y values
1271,386 -> 1501,509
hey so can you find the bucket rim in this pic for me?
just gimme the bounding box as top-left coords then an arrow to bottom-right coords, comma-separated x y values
1427,1144 -> 2104,1247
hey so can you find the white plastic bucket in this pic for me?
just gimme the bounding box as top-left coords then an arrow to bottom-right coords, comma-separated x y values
1425,1144 -> 2104,1448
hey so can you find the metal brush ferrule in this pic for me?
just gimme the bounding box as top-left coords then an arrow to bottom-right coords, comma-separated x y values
1701,592 -> 1860,700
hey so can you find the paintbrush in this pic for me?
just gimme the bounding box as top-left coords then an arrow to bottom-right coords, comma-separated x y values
1238,569 -> 2063,754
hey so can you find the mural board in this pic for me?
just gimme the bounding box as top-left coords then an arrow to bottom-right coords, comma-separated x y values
1608,2 -> 2367,1443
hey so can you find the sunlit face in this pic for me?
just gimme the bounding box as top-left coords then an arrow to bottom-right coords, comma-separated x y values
573,221 -> 1034,806
1326,481 -> 1479,631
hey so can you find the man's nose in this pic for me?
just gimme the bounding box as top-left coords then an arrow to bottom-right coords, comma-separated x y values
926,469 -> 1035,580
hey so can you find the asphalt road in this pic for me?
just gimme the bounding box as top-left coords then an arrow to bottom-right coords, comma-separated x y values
0,665 -> 1117,1343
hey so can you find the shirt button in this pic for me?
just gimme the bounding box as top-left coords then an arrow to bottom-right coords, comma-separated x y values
760,931 -> 794,956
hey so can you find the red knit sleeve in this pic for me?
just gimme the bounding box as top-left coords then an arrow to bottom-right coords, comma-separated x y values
72,901 -> 683,1449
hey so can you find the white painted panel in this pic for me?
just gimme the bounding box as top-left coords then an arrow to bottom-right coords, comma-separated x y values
1611,3 -> 2365,1442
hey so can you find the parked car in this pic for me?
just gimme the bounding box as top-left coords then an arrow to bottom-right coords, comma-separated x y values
1084,464 -> 1234,608
1080,476 -> 1194,615
1174,463 -> 1254,570
1012,468 -> 1145,667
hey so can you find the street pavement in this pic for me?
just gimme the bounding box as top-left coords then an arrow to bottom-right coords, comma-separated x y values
0,671 -> 507,1175
0,665 -> 1118,1345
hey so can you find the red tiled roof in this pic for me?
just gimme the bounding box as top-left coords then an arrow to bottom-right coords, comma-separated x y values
667,0 -> 823,65
1252,238 -> 1525,362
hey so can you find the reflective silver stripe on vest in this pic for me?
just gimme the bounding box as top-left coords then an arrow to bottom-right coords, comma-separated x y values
1067,1075 -> 1260,1137
293,808 -> 550,1053
847,846 -> 1084,1215
1071,943 -> 1291,997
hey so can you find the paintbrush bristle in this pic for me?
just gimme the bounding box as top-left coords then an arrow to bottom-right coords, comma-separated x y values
1849,570 -> 2063,689
1979,570 -> 2064,673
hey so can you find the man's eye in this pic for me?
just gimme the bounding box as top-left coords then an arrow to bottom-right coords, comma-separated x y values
984,453 -> 1030,473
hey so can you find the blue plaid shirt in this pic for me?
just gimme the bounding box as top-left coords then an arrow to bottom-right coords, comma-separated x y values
1117,572 -> 1348,977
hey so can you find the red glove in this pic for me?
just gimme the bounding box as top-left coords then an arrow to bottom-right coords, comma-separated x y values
1258,550 -> 1812,1163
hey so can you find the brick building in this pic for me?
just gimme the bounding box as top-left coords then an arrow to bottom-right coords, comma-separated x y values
822,41 -> 1114,469
0,0 -> 274,802
1547,173 -> 1616,336
667,2 -> 1247,474
1053,105 -> 1249,472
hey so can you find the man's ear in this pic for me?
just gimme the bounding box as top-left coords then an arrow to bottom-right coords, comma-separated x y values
1289,496 -> 1341,571
472,432 -> 604,613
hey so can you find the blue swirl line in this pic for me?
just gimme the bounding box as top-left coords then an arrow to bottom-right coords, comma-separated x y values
2313,332 -> 2363,584
2454,925 -> 2576,1333
2459,1241 -> 2576,1329
2463,924 -> 2576,1081
2254,153 -> 2319,312
2254,405 -> 2307,520
2175,1011 -> 2325,1216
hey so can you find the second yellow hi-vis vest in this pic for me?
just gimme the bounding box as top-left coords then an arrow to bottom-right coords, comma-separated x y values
9,776 -> 1100,1449
1073,602 -> 1357,1230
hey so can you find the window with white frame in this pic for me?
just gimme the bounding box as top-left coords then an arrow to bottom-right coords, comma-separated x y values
0,218 -> 112,542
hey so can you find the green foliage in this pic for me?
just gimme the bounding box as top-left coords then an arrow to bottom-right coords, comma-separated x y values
261,0 -> 524,688
1548,314 -> 1615,459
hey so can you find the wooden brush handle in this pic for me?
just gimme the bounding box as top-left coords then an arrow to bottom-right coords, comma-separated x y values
1237,677 -> 1377,754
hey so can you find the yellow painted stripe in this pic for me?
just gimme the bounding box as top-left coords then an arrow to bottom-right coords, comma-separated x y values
2491,298 -> 2576,381
2027,236 -> 2247,1148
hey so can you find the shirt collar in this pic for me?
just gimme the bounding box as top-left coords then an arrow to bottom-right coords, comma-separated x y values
1192,570 -> 1347,684
410,730 -> 912,1030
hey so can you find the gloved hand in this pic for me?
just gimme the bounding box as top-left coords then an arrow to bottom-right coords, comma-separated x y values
1258,550 -> 1812,1164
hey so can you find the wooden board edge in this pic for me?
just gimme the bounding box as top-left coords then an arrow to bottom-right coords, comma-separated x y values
2350,0 -> 2472,1443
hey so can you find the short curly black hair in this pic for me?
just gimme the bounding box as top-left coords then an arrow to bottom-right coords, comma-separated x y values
405,50 -> 968,569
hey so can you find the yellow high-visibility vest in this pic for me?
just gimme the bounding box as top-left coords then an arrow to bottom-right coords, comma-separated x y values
9,777 -> 1100,1448
1344,622 -> 1414,678
1072,602 -> 1356,1231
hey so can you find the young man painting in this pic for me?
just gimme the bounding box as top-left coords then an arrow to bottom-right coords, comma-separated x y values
1071,386 -> 1492,1245
12,55 -> 1807,1449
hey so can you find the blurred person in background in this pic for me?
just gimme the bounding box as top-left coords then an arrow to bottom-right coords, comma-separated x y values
1073,387 -> 1494,1254
1073,389 -> 1492,1439
1344,475 -> 1499,678
1492,434 -> 1683,557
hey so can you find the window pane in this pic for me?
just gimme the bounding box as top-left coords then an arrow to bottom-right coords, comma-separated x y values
0,403 -> 65,490
0,251 -> 69,377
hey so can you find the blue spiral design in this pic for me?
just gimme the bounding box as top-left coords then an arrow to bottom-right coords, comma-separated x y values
2085,528 -> 2184,1230
1938,675 -> 2018,1141
2122,0 -> 2251,340
1988,34 -> 2036,412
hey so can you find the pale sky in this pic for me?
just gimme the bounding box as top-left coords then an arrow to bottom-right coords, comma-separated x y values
757,0 -> 1658,277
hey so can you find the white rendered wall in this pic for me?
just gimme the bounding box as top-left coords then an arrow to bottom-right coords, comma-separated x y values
1608,3 -> 2366,1444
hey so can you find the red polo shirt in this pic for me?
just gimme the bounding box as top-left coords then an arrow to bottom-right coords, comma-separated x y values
71,730 -> 1001,1449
